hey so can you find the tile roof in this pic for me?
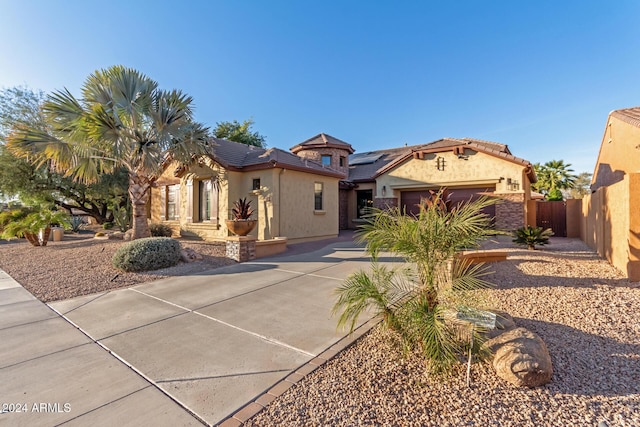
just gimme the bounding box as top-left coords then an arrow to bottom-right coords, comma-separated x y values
348,137 -> 535,183
610,107 -> 640,128
290,133 -> 355,154
208,138 -> 344,178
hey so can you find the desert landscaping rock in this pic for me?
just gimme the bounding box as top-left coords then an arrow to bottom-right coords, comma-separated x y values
0,232 -> 235,302
246,238 -> 640,426
483,326 -> 553,387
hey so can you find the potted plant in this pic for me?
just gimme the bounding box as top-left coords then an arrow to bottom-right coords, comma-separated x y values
1,208 -> 70,246
226,197 -> 257,236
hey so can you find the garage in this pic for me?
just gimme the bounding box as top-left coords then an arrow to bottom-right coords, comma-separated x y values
400,187 -> 496,218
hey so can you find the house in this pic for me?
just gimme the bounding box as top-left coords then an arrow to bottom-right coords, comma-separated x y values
581,107 -> 640,280
151,138 -> 343,244
150,133 -> 537,244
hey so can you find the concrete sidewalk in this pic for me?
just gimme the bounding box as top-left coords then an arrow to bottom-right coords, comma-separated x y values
2,235 -> 384,426
0,270 -> 201,427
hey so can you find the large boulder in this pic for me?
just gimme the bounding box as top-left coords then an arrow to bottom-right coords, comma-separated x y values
483,327 -> 553,387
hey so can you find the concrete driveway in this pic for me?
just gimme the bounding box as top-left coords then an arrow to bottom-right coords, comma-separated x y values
39,237 -> 383,426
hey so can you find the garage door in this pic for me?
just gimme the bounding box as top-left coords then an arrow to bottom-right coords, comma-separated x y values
400,187 -> 496,218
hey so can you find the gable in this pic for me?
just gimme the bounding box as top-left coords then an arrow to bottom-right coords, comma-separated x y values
592,112 -> 640,190
378,148 -> 530,191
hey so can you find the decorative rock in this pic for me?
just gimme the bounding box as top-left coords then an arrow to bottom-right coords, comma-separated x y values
123,229 -> 134,241
180,248 -> 203,263
483,327 -> 553,387
486,310 -> 516,339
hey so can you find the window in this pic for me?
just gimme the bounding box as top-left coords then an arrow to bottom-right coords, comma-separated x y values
339,156 -> 346,167
314,182 -> 323,210
252,178 -> 261,190
356,190 -> 373,218
166,184 -> 180,220
199,180 -> 212,221
321,155 -> 332,166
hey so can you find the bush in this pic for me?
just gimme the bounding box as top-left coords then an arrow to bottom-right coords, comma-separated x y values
149,223 -> 173,237
112,237 -> 182,272
103,222 -> 114,230
512,226 -> 553,250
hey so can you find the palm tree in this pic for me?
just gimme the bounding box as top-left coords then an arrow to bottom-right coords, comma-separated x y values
7,66 -> 210,239
533,160 -> 576,199
333,191 -> 498,373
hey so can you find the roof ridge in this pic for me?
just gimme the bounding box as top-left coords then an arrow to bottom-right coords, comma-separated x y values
611,107 -> 640,128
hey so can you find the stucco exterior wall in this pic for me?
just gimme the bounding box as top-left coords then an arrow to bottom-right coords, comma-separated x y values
581,175 -> 639,280
151,160 -> 339,242
377,149 -> 526,194
278,170 -> 340,242
373,149 -> 530,228
592,115 -> 640,191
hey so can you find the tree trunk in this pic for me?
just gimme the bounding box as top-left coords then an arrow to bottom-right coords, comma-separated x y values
129,173 -> 152,240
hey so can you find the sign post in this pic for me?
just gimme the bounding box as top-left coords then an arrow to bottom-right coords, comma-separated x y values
456,308 -> 497,387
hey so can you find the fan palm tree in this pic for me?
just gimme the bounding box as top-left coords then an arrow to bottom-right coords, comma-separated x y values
533,160 -> 576,199
333,191 -> 498,373
6,66 -> 210,239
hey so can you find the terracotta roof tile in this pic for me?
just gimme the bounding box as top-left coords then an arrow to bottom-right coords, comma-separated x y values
209,138 -> 343,178
347,137 -> 535,183
290,133 -> 355,154
610,107 -> 640,128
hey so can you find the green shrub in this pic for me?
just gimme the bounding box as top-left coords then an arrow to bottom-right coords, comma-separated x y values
149,223 -> 173,237
103,222 -> 114,230
112,237 -> 182,272
512,225 -> 553,250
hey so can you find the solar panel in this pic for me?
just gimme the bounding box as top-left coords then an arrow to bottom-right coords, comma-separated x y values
349,152 -> 383,165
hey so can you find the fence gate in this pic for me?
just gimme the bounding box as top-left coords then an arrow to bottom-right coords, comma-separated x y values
536,201 -> 566,237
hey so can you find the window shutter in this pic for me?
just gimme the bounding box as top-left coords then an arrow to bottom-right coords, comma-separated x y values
160,187 -> 167,221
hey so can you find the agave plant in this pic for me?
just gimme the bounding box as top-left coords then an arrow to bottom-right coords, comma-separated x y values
231,197 -> 255,220
512,225 -> 553,250
333,190 -> 498,374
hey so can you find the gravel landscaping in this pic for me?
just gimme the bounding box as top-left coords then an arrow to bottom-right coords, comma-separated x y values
0,231 -> 235,302
246,237 -> 640,427
1,232 -> 638,425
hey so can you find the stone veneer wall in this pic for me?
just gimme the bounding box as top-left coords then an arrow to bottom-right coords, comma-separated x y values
295,147 -> 349,176
226,236 -> 256,262
495,193 -> 525,231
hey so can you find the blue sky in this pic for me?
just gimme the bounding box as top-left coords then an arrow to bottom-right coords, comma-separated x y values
2,1 -> 640,174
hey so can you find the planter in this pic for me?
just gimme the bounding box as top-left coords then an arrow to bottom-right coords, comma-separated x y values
51,226 -> 64,242
226,219 -> 257,236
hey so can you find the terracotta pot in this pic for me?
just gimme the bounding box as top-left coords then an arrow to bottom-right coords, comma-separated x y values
226,220 -> 257,236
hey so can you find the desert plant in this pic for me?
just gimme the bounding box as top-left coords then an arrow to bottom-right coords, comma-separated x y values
1,208 -> 70,246
0,207 -> 32,232
70,215 -> 86,233
103,222 -> 114,230
7,66 -> 209,240
112,206 -> 131,232
112,237 -> 182,272
512,226 -> 553,250
333,191 -> 498,374
149,223 -> 173,237
231,197 -> 255,220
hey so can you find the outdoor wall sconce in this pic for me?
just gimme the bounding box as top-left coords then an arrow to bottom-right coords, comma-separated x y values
382,185 -> 387,196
